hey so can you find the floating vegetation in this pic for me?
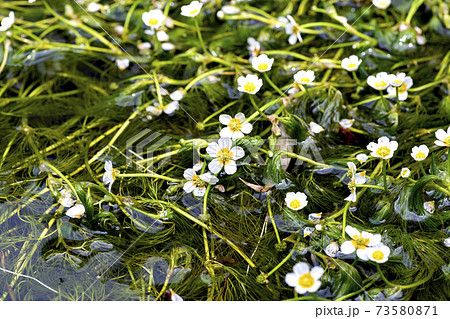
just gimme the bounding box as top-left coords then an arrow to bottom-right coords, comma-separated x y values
0,0 -> 449,302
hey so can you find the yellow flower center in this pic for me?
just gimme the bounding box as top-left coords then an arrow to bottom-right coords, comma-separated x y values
444,136 -> 450,146
376,146 -> 391,158
192,175 -> 206,188
148,18 -> 159,26
347,63 -> 356,69
351,234 -> 370,250
228,118 -> 243,132
398,82 -> 408,94
298,273 -> 315,289
217,147 -> 233,165
374,81 -> 387,88
189,10 -> 198,15
401,170 -> 409,177
415,152 -> 426,159
290,199 -> 301,209
111,168 -> 119,181
372,250 -> 384,261
258,63 -> 268,71
300,77 -> 310,83
243,82 -> 256,93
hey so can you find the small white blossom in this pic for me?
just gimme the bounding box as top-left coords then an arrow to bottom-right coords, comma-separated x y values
103,160 -> 119,192
356,153 -> 368,164
325,242 -> 339,257
183,167 -> 218,197
308,213 -> 322,221
366,244 -> 390,263
142,9 -> 165,30
367,72 -> 389,91
401,167 -> 411,178
170,289 -> 183,301
372,0 -> 391,9
387,73 -> 406,87
386,76 -> 413,101
219,112 -> 252,139
285,192 -> 308,211
340,225 -> 382,260
341,55 -> 362,71
435,127 -> 450,147
444,238 -> 450,248
303,227 -> 315,237
0,12 -> 14,32
344,162 -> 366,202
156,30 -> 170,42
115,58 -> 130,70
237,74 -> 263,94
114,25 -> 125,35
181,1 -> 203,17
59,189 -> 76,208
367,136 -> 398,159
285,15 -> 302,45
206,138 -> 245,175
222,5 -> 240,15
411,145 -> 429,161
424,201 -> 435,214
247,37 -> 260,58
285,262 -> 324,294
294,70 -> 315,85
251,54 -> 274,72
309,122 -> 324,134
340,119 -> 354,129
87,2 -> 101,12
161,42 -> 176,51
66,204 -> 85,219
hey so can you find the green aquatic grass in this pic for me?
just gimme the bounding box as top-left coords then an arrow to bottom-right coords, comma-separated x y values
0,0 -> 450,301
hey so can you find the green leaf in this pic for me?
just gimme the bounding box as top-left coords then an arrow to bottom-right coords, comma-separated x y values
264,150 -> 285,184
331,259 -> 362,298
409,175 -> 442,215
73,182 -> 94,221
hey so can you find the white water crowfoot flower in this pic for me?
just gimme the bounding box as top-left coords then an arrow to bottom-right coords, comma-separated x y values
411,145 -> 429,161
401,167 -> 411,178
247,37 -> 261,59
66,204 -> 85,219
294,70 -> 315,85
367,136 -> 398,159
0,12 -> 14,32
434,127 -> 450,147
181,1 -> 203,18
387,76 -> 413,101
309,122 -> 324,135
444,238 -> 450,248
366,244 -> 390,263
103,160 -> 119,192
59,189 -> 76,208
339,119 -> 354,129
115,58 -> 130,70
344,162 -> 366,202
341,55 -> 362,71
206,138 -> 245,175
340,225 -> 382,260
372,0 -> 391,9
284,15 -> 303,45
325,242 -> 340,258
219,113 -> 252,139
142,9 -> 165,30
285,192 -> 308,211
356,153 -> 368,164
387,73 -> 406,86
285,262 -> 324,294
251,54 -> 274,72
237,74 -> 263,94
424,201 -> 435,214
183,169 -> 218,197
367,72 -> 389,90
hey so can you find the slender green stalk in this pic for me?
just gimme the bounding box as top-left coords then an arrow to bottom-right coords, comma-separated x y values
267,195 -> 281,245
382,159 -> 387,192
194,18 -> 209,57
351,71 -> 360,85
282,151 -> 330,168
419,162 -> 427,176
447,148 -> 450,176
355,184 -> 385,190
395,86 -> 401,111
267,246 -> 296,278
44,162 -> 79,200
376,263 -> 433,289
263,72 -> 284,96
341,201 -> 351,239
249,94 -> 265,118
116,173 -> 180,183
379,90 -> 388,110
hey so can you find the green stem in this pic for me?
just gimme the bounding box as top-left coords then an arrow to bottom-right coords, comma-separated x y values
447,148 -> 450,177
341,201 -> 351,239
153,71 -> 164,108
419,162 -> 427,176
44,162 -> 79,200
200,100 -> 239,125
351,71 -> 360,85
382,159 -> 387,192
267,195 -> 281,245
395,86 -> 401,111
267,246 -> 296,278
376,263 -> 433,289
194,18 -> 209,57
334,275 -> 379,301
249,94 -> 265,118
355,184 -> 385,190
282,151 -> 330,168
263,72 -> 284,96
116,173 -> 180,183
379,90 -> 388,111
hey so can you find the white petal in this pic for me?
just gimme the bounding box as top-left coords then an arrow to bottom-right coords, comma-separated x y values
183,181 -> 196,193
435,129 -> 447,142
224,161 -> 237,175
309,280 -> 321,293
310,266 -> 324,280
206,142 -> 220,157
183,168 -> 196,180
208,159 -> 223,174
288,34 -> 297,45
345,225 -> 360,238
219,127 -> 233,138
219,114 -> 232,125
235,112 -> 245,122
231,146 -> 245,160
293,262 -> 310,276
356,248 -> 369,260
218,137 -> 232,150
193,187 -> 206,197
285,273 -> 298,287
340,241 -> 356,255
369,234 -> 382,246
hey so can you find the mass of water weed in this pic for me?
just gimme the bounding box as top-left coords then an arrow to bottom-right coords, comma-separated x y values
0,0 -> 450,301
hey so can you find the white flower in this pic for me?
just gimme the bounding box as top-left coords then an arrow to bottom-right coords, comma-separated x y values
424,201 -> 435,214
411,145 -> 429,161
59,189 -> 76,208
435,127 -> 450,147
309,122 -> 324,134
386,76 -> 413,101
339,119 -> 354,129
285,262 -> 324,294
344,162 -> 366,202
146,100 -> 179,116
183,168 -> 218,197
315,224 -> 323,231
251,54 -> 274,72
206,138 -> 245,175
170,289 -> 183,301
387,73 -> 406,87
219,113 -> 252,139
294,70 -> 315,85
367,136 -> 398,159
161,42 -> 176,51
142,9 -> 165,30
372,0 -> 391,9
367,72 -> 389,90
138,42 -> 151,55
308,213 -> 322,221
87,2 -> 101,12
341,55 -> 362,71
181,1 -> 203,17
285,192 -> 308,211
103,160 -> 119,192
247,37 -> 260,58
340,225 -> 382,260
237,74 -> 263,94
66,204 -> 85,219
444,238 -> 450,248
114,25 -> 125,35
29,0 -> 37,3
222,5 -> 240,15
356,153 -> 368,164
366,244 -> 390,263
285,15 -> 302,45
401,167 -> 410,178
0,12 -> 14,32
115,58 -> 130,70
156,30 -> 170,42
303,227 -> 315,237
325,242 -> 339,257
